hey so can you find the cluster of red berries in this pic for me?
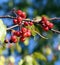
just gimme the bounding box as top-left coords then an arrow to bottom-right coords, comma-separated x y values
41,16 -> 54,31
4,35 -> 18,43
13,10 -> 26,25
4,27 -> 31,43
24,21 -> 33,26
4,10 -> 54,44
20,27 -> 31,42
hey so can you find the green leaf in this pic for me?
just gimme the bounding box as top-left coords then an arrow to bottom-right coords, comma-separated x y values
0,43 -> 6,54
33,52 -> 47,61
8,56 -> 15,63
24,38 -> 29,46
0,19 -> 6,43
15,43 -> 22,53
33,59 -> 39,65
42,47 -> 52,55
0,48 -> 3,55
10,44 -> 15,53
33,16 -> 41,23
19,55 -> 40,65
2,43 -> 6,50
30,25 -> 36,36
23,55 -> 33,65
26,25 -> 36,36
18,59 -> 24,65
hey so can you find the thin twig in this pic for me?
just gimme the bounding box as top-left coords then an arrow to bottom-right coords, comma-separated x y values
6,24 -> 18,30
49,17 -> 60,20
12,8 -> 17,16
34,30 -> 48,39
0,15 -> 33,21
0,15 -> 16,19
51,29 -> 60,34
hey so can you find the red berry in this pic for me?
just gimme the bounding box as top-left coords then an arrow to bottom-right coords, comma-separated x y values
21,27 -> 27,33
10,38 -> 18,43
9,39 -> 13,43
11,35 -> 16,40
45,21 -> 50,26
24,22 -> 29,26
22,32 -> 27,37
16,10 -> 22,16
20,37 -> 25,42
43,27 -> 49,31
19,31 -> 23,37
16,31 -> 20,37
20,12 -> 26,19
4,39 -> 9,43
13,19 -> 17,24
13,38 -> 18,43
42,23 -> 46,27
22,29 -> 31,37
29,22 -> 33,26
41,21 -> 45,24
27,32 -> 31,37
12,31 -> 16,35
17,17 -> 22,24
11,35 -> 17,43
19,31 -> 22,34
14,31 -> 20,37
48,23 -> 54,29
42,16 -> 48,21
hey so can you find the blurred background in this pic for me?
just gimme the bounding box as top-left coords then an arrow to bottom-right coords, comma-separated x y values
0,0 -> 60,65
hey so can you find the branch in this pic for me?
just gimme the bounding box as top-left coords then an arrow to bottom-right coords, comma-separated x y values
49,17 -> 60,20
0,14 -> 60,34
51,29 -> 60,34
34,30 -> 48,39
0,15 -> 60,22
6,24 -> 18,30
0,15 -> 16,19
0,15 -> 33,22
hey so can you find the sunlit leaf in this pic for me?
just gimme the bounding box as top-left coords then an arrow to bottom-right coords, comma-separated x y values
8,56 -> 15,63
33,58 -> 39,65
0,19 -> 6,43
0,48 -> 3,55
23,55 -> 33,65
33,52 -> 47,61
18,59 -> 24,65
33,16 -> 41,23
0,55 -> 5,63
24,38 -> 29,46
10,44 -> 15,53
30,25 -> 36,36
42,47 -> 52,55
26,25 -> 36,36
15,43 -> 22,53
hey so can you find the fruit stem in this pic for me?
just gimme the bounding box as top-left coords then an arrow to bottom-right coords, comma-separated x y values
34,30 -> 48,39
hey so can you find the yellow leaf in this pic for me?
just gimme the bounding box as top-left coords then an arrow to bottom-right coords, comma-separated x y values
33,52 -> 47,61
